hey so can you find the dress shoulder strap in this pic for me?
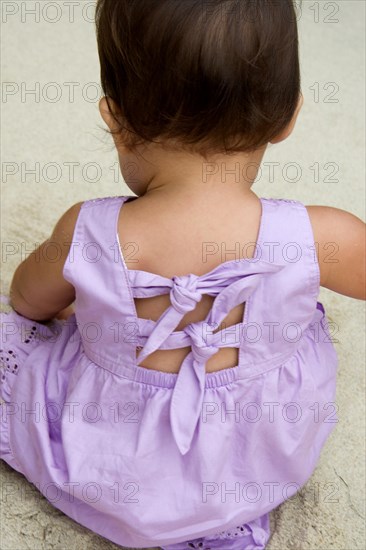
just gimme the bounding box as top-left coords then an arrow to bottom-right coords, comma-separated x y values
257,198 -> 319,297
63,195 -> 138,369
239,197 -> 321,366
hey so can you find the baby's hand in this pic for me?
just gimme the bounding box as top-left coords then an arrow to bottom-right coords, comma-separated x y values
55,305 -> 75,321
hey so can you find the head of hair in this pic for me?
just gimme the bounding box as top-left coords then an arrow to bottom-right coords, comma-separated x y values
96,0 -> 301,160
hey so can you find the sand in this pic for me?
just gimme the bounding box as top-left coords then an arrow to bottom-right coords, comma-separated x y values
1,1 -> 365,548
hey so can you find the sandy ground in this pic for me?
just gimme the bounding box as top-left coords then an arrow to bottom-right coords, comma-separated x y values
1,1 -> 365,549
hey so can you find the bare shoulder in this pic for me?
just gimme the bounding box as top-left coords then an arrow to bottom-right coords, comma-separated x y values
305,205 -> 366,299
51,201 -> 84,243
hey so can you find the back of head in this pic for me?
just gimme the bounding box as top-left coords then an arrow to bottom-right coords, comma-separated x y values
96,0 -> 301,160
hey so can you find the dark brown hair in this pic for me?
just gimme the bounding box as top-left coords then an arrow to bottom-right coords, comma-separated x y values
96,0 -> 301,159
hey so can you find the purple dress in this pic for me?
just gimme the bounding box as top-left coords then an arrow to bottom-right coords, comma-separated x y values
0,196 -> 339,549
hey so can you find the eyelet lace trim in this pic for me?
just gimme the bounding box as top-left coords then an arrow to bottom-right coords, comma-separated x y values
213,523 -> 251,539
20,324 -> 39,344
0,348 -> 21,376
0,321 -> 38,378
180,523 -> 252,549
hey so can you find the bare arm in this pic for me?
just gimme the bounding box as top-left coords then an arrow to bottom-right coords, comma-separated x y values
306,206 -> 366,300
9,202 -> 84,322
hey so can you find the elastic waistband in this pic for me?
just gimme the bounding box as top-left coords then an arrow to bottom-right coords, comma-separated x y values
82,345 -> 298,390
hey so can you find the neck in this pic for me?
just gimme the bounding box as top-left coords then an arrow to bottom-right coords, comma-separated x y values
118,141 -> 268,199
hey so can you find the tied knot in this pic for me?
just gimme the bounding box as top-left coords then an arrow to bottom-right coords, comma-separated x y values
184,321 -> 220,362
170,274 -> 202,315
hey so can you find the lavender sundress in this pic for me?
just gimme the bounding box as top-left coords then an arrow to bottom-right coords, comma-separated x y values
0,196 -> 339,549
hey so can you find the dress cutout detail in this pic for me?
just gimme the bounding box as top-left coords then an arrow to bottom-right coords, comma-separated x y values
129,258 -> 285,455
